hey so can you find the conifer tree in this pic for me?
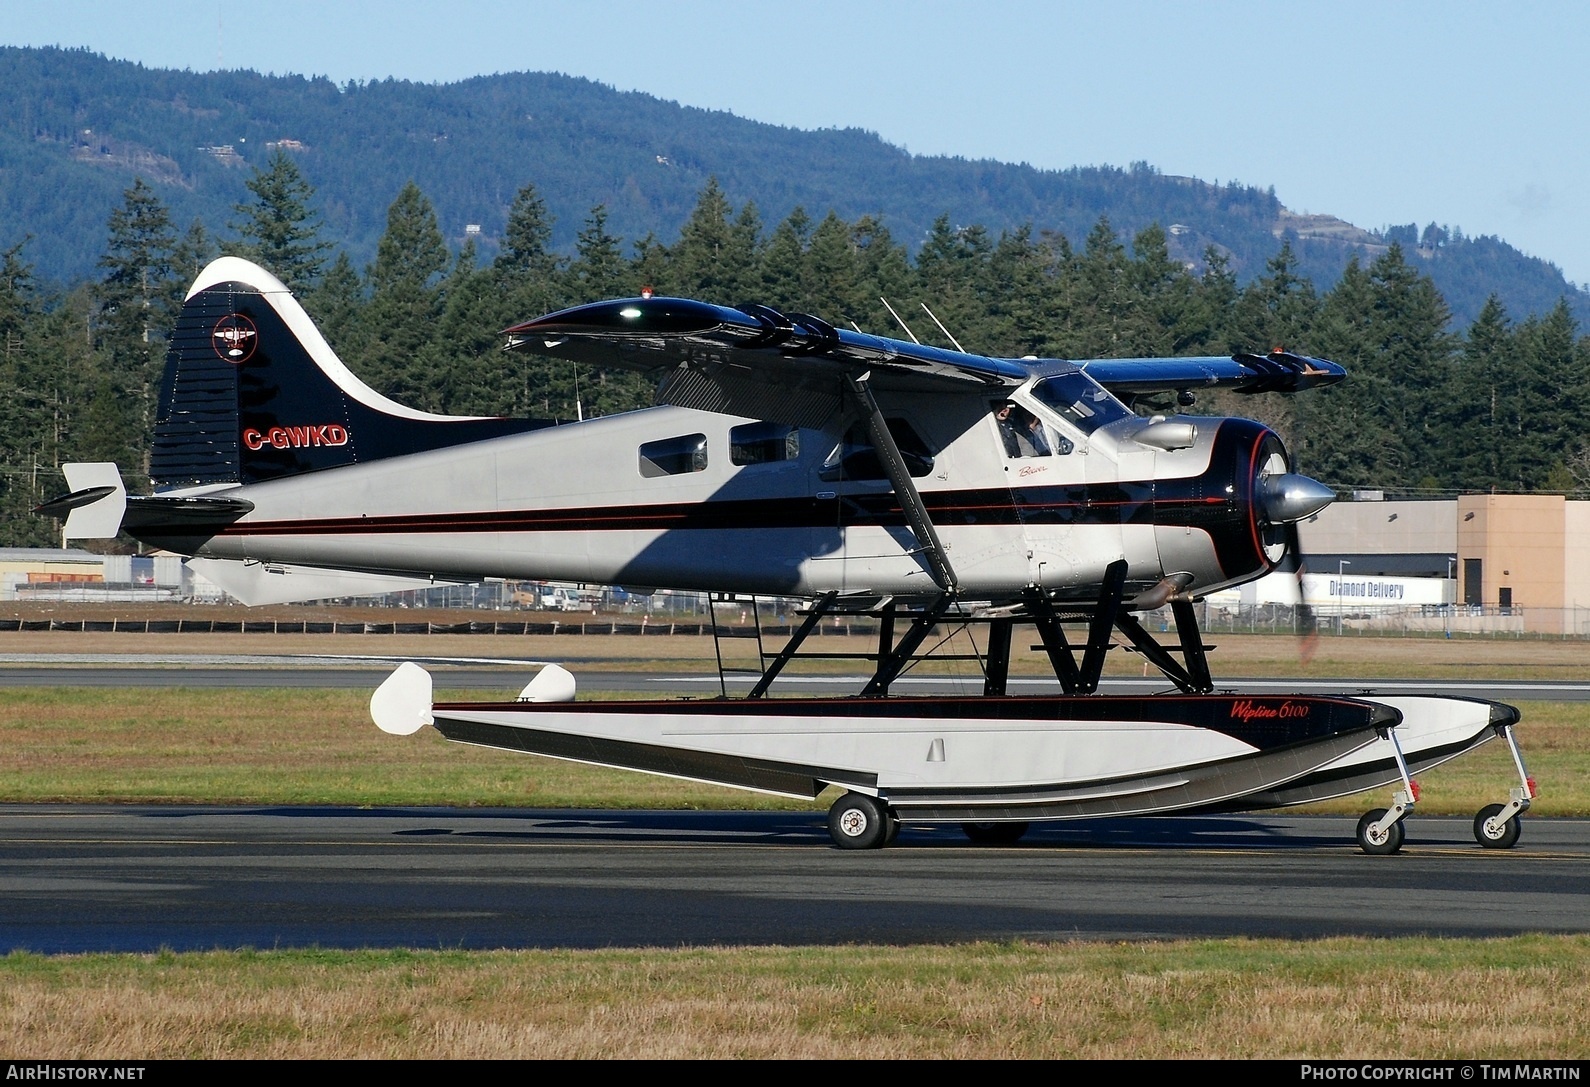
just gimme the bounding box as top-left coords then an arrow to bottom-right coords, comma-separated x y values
1298,258 -> 1383,485
1365,244 -> 1454,485
915,214 -> 992,350
226,151 -> 329,291
983,226 -> 1054,357
1513,298 -> 1580,488
1068,217 -> 1133,357
1186,246 -> 1238,354
96,178 -> 179,463
170,220 -> 216,290
569,204 -> 628,301
0,242 -> 48,543
96,178 -> 177,356
760,207 -> 811,308
304,252 -> 364,356
356,181 -> 448,399
1229,241 -> 1318,355
848,216 -> 915,336
672,178 -> 756,302
1125,223 -> 1196,356
1448,295 -> 1520,489
801,211 -> 860,319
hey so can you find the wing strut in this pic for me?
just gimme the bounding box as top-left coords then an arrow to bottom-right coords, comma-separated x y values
844,373 -> 958,594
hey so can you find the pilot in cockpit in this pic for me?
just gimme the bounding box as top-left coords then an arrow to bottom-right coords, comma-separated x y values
994,400 -> 1052,458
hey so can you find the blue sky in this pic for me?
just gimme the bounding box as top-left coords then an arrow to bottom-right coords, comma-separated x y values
6,1 -> 1588,284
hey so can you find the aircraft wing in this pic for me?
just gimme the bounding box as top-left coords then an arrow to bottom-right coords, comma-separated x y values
506,297 -> 1346,427
505,297 -> 1029,429
1082,351 -> 1347,396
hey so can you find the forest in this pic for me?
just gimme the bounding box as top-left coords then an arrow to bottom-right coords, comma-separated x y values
1,156 -> 1586,547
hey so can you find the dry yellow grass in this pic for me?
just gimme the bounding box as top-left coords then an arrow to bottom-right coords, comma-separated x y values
3,939 -> 1586,1059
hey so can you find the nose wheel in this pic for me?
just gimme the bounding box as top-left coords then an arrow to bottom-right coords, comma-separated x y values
1356,806 -> 1407,855
1474,803 -> 1523,848
1357,725 -> 1415,854
1472,722 -> 1534,849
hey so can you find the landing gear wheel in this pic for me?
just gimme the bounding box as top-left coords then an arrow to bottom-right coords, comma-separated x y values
828,792 -> 889,850
884,813 -> 902,847
961,821 -> 1030,845
1474,803 -> 1522,849
1356,808 -> 1405,855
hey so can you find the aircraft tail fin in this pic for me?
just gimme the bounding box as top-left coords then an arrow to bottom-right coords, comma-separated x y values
152,257 -> 545,491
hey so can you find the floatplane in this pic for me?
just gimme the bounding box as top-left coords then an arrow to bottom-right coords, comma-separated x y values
42,257 -> 1533,851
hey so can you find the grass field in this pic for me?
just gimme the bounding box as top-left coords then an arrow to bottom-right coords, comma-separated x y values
3,939 -> 1588,1058
3,620 -> 1587,1058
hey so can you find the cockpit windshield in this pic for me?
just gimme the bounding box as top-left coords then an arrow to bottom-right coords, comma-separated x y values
1029,372 -> 1133,434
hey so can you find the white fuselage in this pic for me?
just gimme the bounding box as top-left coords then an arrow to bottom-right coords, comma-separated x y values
178,388 -> 1260,602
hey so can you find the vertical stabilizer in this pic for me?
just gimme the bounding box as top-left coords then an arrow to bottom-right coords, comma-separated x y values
151,257 -> 546,491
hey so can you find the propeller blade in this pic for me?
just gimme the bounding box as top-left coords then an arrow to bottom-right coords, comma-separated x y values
1289,520 -> 1320,665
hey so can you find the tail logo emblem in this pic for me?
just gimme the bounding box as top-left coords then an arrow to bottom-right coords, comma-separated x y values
212,314 -> 258,363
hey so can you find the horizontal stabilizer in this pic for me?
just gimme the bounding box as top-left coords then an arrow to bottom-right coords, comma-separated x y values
187,556 -> 467,606
38,464 -> 128,540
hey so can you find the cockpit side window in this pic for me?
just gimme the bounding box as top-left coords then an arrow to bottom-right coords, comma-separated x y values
992,400 -> 1068,457
1030,373 -> 1132,434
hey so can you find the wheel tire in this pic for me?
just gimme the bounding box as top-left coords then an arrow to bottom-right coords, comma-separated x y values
1474,803 -> 1522,849
1356,808 -> 1405,855
960,821 -> 1031,845
883,813 -> 902,847
828,793 -> 888,850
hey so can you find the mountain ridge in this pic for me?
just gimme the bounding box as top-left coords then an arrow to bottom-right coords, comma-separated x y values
1,45 -> 1583,328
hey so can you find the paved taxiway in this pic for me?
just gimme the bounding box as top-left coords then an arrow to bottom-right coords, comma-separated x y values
3,652 -> 1587,700
2,806 -> 1587,953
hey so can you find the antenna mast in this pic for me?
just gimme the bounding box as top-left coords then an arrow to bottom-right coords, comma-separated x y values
920,303 -> 967,353
878,298 -> 921,344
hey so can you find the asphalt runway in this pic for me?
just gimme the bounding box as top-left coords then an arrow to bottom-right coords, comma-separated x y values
2,806 -> 1587,953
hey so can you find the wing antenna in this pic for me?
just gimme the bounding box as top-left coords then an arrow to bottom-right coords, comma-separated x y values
878,297 -> 922,344
919,302 -> 967,353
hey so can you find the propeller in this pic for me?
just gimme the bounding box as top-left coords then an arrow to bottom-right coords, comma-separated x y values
1254,445 -> 1331,665
1289,520 -> 1320,664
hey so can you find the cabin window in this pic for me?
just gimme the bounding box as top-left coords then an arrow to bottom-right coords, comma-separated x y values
730,422 -> 800,466
1030,373 -> 1132,434
819,419 -> 934,482
639,433 -> 708,477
